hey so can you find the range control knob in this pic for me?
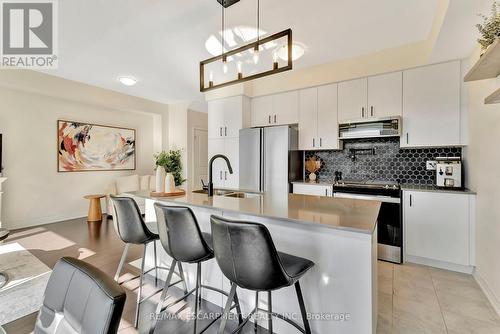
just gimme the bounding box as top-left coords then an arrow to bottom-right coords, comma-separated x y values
385,185 -> 389,189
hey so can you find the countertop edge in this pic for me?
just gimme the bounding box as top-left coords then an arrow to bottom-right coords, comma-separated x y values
401,185 -> 476,195
126,191 -> 377,235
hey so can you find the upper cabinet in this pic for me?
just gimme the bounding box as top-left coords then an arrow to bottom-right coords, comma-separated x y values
298,84 -> 340,150
367,72 -> 403,118
401,61 -> 461,148
208,96 -> 250,139
338,78 -> 368,122
338,72 -> 402,123
251,91 -> 299,127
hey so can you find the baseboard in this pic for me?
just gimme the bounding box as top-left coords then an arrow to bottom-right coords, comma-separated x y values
405,255 -> 474,274
5,212 -> 90,231
474,270 -> 500,317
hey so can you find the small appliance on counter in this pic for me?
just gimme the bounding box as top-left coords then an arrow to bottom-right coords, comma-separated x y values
436,157 -> 462,188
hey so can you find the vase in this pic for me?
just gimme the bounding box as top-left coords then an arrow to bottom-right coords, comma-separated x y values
309,172 -> 317,182
165,173 -> 175,193
155,167 -> 166,192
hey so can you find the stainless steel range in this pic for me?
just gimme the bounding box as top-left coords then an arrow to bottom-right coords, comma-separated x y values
333,179 -> 402,264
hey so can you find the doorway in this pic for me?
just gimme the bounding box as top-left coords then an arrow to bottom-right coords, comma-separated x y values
192,128 -> 208,190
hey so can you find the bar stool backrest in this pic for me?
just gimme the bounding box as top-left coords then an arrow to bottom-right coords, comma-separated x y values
154,203 -> 212,263
110,196 -> 153,245
210,215 -> 290,291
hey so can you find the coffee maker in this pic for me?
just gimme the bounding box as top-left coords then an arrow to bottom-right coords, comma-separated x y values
436,157 -> 462,188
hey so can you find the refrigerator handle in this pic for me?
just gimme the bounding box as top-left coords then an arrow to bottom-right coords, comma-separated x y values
260,128 -> 265,192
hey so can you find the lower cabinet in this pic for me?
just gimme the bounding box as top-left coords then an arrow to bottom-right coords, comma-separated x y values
403,190 -> 475,270
292,183 -> 333,197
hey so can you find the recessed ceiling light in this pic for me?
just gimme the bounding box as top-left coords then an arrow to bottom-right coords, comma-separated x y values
276,43 -> 305,61
118,76 -> 137,86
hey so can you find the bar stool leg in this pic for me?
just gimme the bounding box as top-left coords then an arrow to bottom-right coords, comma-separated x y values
218,282 -> 237,334
198,263 -> 202,308
134,245 -> 147,328
177,262 -> 189,295
149,259 -> 178,334
295,282 -> 311,334
254,291 -> 259,333
114,243 -> 130,282
153,241 -> 158,287
193,262 -> 201,334
233,289 -> 244,324
268,291 -> 273,334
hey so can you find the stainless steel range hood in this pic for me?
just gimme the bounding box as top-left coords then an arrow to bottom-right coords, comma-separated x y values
339,116 -> 401,140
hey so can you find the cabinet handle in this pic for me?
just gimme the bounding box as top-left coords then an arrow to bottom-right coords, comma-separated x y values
220,171 -> 223,180
313,138 -> 315,147
220,127 -> 222,137
371,106 -> 374,117
225,126 -> 227,136
274,115 -> 277,123
268,115 -> 271,124
409,194 -> 412,207
320,138 -> 322,147
325,189 -> 328,196
406,133 -> 409,144
362,107 -> 365,118
225,171 -> 227,180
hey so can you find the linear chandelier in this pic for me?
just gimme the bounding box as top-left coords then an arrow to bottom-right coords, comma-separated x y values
199,0 -> 293,92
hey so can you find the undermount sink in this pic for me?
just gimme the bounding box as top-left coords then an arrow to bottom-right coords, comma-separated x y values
224,192 -> 262,199
192,189 -> 234,196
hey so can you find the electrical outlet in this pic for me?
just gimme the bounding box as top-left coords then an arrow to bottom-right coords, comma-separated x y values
426,160 -> 437,170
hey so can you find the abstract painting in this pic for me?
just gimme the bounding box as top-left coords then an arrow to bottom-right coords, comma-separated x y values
58,120 -> 136,172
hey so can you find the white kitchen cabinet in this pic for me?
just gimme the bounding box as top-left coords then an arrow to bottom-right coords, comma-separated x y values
298,84 -> 340,151
251,91 -> 299,127
293,183 -> 333,197
367,72 -> 402,118
273,91 -> 299,125
298,87 -> 318,150
208,138 -> 225,188
401,61 -> 461,148
403,190 -> 474,269
208,138 -> 239,189
338,78 -> 368,122
223,137 -> 239,189
208,96 -> 249,139
251,95 -> 273,127
317,84 -> 339,149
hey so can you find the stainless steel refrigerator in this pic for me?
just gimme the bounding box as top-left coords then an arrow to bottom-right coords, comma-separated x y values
239,125 -> 302,194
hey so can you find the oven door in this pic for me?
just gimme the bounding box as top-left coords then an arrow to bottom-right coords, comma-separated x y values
334,192 -> 402,263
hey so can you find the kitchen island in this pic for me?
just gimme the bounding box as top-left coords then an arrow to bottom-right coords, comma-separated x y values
128,189 -> 380,334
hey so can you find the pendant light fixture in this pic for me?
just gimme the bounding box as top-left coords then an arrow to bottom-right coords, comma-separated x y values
200,0 -> 293,92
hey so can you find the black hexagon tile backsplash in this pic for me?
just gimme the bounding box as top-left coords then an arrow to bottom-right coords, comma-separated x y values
304,138 -> 462,185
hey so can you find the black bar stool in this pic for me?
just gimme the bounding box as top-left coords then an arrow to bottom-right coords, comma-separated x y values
150,203 -> 243,334
210,215 -> 315,334
110,196 -> 188,328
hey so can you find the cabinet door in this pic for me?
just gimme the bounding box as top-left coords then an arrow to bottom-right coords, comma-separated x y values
367,71 -> 402,118
298,88 -> 318,150
318,84 -> 339,150
208,138 -> 225,188
338,78 -> 368,122
293,184 -> 332,197
224,137 -> 239,189
208,100 -> 225,139
251,95 -> 273,127
401,61 -> 461,148
404,191 -> 469,266
223,96 -> 243,138
274,91 -> 299,125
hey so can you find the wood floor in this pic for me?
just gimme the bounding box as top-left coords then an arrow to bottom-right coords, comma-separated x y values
2,217 -> 500,334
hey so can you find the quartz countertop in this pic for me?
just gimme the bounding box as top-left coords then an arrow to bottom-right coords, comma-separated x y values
128,189 -> 380,234
291,180 -> 334,186
401,184 -> 476,194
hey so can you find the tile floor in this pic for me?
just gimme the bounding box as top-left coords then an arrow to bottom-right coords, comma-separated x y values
377,261 -> 500,334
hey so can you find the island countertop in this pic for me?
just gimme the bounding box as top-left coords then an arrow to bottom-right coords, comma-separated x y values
127,189 -> 380,234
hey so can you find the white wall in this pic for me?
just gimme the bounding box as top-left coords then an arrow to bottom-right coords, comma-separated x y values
465,48 -> 500,314
0,71 -> 169,229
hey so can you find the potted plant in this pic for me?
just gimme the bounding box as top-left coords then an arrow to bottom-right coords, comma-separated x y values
476,1 -> 500,54
154,150 -> 187,191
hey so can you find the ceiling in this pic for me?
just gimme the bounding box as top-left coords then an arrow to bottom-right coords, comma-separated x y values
42,0 -> 491,106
